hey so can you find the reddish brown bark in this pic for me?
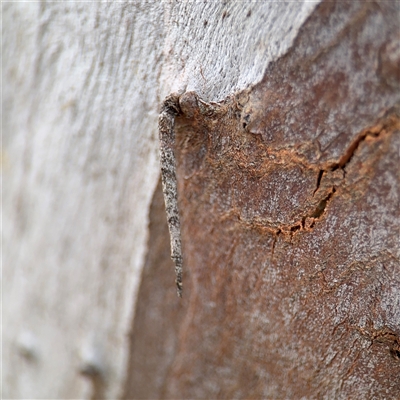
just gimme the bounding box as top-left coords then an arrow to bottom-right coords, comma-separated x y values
125,1 -> 400,398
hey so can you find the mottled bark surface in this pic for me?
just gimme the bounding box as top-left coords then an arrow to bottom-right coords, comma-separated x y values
126,1 -> 400,398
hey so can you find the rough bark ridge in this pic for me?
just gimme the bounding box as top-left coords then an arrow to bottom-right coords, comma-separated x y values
126,1 -> 400,398
159,94 -> 184,297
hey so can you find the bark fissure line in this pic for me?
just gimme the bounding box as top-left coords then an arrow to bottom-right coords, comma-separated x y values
324,107 -> 400,173
306,109 -> 400,230
233,109 -> 399,238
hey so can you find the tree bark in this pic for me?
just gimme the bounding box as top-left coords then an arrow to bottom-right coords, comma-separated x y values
3,1 -> 399,399
125,1 -> 400,398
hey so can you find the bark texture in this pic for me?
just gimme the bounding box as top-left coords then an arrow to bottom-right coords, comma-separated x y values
125,1 -> 400,398
3,1 -> 318,398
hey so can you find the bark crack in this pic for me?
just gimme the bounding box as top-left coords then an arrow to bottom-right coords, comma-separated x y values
355,322 -> 400,361
328,107 -> 399,171
313,169 -> 324,197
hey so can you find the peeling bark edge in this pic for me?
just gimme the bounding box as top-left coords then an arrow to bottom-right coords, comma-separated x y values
159,94 -> 184,297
